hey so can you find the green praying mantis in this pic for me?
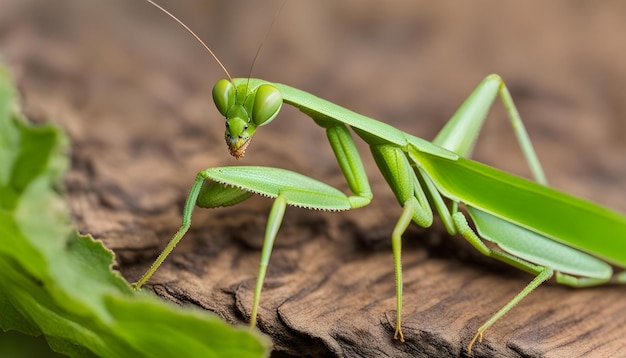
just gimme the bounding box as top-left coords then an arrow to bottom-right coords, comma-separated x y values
133,1 -> 626,354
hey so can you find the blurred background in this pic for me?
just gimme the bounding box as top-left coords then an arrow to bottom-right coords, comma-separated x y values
1,0 -> 625,356
1,0 -> 624,209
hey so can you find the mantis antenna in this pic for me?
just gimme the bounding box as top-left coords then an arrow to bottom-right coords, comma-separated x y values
244,0 -> 288,93
143,0 -> 288,88
143,0 -> 233,82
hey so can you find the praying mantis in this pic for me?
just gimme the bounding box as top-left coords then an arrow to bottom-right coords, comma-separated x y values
133,1 -> 626,355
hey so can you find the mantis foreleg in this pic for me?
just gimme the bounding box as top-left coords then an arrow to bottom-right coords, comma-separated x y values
310,116 -> 373,208
133,166 -> 359,329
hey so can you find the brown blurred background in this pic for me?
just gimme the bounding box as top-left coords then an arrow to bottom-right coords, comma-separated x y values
1,1 -> 625,357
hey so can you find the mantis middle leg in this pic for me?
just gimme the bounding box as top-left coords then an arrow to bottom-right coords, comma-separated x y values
385,74 -> 553,345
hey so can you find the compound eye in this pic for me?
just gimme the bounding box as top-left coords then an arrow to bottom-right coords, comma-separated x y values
251,84 -> 282,126
213,79 -> 236,117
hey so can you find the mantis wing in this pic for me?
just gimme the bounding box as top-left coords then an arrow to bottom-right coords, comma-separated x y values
409,149 -> 626,268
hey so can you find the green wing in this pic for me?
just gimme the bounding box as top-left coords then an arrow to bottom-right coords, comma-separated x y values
410,149 -> 626,268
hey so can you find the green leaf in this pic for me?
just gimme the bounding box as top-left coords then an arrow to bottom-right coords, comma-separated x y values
0,64 -> 270,357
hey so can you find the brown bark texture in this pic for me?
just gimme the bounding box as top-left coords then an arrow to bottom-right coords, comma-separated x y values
2,1 -> 625,357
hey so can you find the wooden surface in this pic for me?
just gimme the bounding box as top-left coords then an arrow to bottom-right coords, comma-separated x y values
2,1 -> 625,357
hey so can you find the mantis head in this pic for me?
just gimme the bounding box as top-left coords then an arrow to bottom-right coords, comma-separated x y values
212,79 -> 283,159
140,0 -> 286,159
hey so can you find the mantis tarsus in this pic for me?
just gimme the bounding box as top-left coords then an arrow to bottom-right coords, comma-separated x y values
134,1 -> 626,354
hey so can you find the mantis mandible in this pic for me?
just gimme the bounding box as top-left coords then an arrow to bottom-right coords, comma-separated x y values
133,1 -> 626,354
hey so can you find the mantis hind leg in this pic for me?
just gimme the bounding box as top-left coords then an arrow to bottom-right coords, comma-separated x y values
467,266 -> 553,354
433,74 -> 548,185
451,211 -> 555,354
